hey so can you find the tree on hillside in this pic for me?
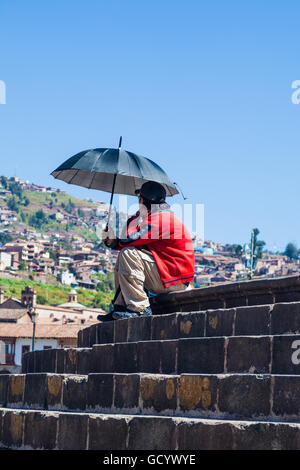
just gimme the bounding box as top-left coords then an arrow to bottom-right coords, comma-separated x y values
62,198 -> 75,215
0,232 -> 13,245
227,244 -> 243,257
9,182 -> 23,199
284,243 -> 298,260
22,196 -> 30,206
251,228 -> 266,267
7,196 -> 19,212
19,261 -> 27,271
0,176 -> 7,189
29,209 -> 48,229
246,228 -> 266,279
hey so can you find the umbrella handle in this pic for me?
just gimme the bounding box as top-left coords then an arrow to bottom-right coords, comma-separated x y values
105,173 -> 117,232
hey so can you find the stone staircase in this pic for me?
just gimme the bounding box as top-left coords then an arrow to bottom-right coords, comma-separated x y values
1,277 -> 300,450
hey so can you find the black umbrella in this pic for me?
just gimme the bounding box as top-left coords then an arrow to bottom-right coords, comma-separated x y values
51,137 -> 179,228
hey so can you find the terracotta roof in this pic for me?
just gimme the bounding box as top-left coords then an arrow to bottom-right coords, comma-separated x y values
0,309 -> 27,321
36,304 -> 105,314
0,322 -> 97,339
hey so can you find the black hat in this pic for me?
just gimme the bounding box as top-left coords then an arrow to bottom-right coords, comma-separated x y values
135,181 -> 166,204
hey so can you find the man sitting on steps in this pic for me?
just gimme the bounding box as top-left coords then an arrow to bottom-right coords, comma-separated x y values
100,181 -> 195,321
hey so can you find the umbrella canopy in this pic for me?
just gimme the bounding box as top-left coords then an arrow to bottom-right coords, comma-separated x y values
51,145 -> 178,197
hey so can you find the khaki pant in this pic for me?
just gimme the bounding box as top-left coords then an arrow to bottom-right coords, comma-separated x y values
114,246 -> 189,313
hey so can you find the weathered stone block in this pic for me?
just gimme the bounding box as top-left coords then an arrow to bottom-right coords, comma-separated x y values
88,414 -> 128,450
180,302 -> 202,312
273,375 -> 300,418
24,373 -> 47,409
178,338 -> 225,374
179,375 -> 217,413
57,413 -> 88,450
91,344 -> 115,373
235,306 -> 270,336
98,322 -> 114,345
114,342 -> 137,373
40,348 -> 57,373
247,293 -> 274,306
77,329 -> 83,347
88,324 -> 98,347
127,316 -> 152,342
56,349 -> 66,374
140,375 -> 178,413
2,410 -> 25,448
64,348 -> 78,374
87,373 -> 114,411
114,319 -> 128,343
218,374 -> 271,418
160,340 -> 177,374
114,374 -> 140,411
271,303 -> 300,334
275,292 -> 300,304
46,374 -> 63,409
225,296 -> 247,308
226,337 -> 271,373
7,375 -> 25,406
24,411 -> 59,450
177,312 -> 205,339
0,375 -> 9,406
77,348 -> 92,374
128,416 -> 177,450
21,352 -> 28,374
272,335 -> 300,374
206,309 -> 235,337
137,341 -> 161,373
200,299 -> 225,311
82,327 -> 90,348
62,375 -> 87,411
151,314 -> 178,341
177,419 -> 234,450
26,350 -> 35,373
232,421 -> 300,450
34,350 -> 44,373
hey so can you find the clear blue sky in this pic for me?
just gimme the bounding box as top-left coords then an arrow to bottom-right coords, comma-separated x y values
0,0 -> 300,251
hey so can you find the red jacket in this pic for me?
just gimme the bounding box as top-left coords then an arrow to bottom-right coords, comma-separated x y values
112,208 -> 195,287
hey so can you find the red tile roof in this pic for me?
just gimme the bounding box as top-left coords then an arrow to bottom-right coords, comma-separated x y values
0,322 -> 96,339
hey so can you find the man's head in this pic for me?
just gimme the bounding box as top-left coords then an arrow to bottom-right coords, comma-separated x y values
135,181 -> 166,209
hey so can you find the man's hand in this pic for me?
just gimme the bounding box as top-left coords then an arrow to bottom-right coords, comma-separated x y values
102,224 -> 116,246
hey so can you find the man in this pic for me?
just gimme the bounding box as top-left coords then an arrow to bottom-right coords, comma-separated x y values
101,180 -> 195,320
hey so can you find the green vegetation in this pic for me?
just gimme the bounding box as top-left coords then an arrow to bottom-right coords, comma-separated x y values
284,242 -> 299,260
226,244 -> 243,256
0,277 -> 114,311
251,228 -> 266,268
0,232 -> 13,245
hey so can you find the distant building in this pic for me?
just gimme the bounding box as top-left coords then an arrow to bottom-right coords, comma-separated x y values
0,286 -> 104,373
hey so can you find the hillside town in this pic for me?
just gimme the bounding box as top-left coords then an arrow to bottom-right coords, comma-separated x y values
0,174 -> 300,372
0,175 -> 299,290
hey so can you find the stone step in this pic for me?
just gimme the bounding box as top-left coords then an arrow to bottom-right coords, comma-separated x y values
2,372 -> 300,424
150,275 -> 300,314
1,407 -> 300,450
79,302 -> 300,348
23,334 -> 300,376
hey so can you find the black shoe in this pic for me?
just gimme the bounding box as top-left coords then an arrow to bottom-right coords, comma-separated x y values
97,311 -> 114,322
97,305 -> 127,322
112,306 -> 152,320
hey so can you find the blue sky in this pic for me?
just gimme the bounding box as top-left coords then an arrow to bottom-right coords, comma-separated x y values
0,0 -> 300,251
